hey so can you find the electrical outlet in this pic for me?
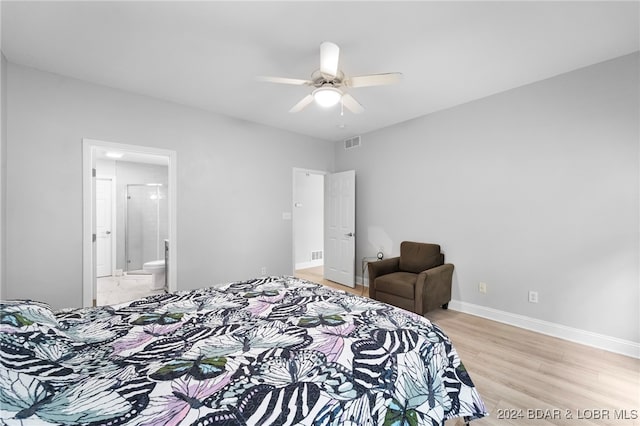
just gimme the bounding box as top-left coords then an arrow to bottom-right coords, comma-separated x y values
528,291 -> 538,303
261,267 -> 267,276
478,282 -> 487,294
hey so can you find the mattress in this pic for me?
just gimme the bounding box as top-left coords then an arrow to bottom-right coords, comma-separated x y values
0,276 -> 487,425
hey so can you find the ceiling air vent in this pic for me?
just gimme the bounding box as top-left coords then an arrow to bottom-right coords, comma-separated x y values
344,135 -> 361,150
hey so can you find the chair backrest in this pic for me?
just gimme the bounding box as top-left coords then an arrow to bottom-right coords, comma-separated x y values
399,241 -> 444,273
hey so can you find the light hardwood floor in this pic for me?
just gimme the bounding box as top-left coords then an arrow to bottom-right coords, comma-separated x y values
295,267 -> 640,426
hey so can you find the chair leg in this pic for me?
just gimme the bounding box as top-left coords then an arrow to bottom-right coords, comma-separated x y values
442,303 -> 449,310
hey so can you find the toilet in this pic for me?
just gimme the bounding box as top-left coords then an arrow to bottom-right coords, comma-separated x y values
142,259 -> 166,290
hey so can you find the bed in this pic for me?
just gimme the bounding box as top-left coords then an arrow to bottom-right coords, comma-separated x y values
0,276 -> 487,425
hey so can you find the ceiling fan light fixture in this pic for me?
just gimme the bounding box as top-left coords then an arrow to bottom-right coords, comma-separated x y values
313,86 -> 342,108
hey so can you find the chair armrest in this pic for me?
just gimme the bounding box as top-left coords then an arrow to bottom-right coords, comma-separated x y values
415,263 -> 454,314
367,257 -> 400,299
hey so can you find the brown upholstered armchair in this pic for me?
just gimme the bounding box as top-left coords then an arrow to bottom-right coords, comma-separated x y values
368,241 -> 453,315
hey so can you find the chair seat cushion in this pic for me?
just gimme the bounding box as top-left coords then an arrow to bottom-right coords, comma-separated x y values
375,272 -> 417,300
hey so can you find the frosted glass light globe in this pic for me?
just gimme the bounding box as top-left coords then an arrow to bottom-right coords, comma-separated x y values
313,87 -> 342,107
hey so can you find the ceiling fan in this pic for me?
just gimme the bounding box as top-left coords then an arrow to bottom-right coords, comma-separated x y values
258,41 -> 402,114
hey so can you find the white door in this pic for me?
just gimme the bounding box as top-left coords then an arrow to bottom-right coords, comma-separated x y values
324,170 -> 355,287
96,178 -> 113,277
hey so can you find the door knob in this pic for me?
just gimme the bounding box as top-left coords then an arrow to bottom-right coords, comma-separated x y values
105,231 -> 111,235
345,232 -> 354,237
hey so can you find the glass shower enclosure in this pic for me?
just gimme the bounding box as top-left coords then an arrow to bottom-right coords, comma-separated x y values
125,184 -> 168,273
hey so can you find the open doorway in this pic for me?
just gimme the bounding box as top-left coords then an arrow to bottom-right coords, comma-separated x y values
292,169 -> 325,282
96,160 -> 168,305
83,139 -> 177,307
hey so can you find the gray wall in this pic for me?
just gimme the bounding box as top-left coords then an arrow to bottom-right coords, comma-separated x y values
0,53 -> 6,300
3,54 -> 638,345
335,53 -> 639,343
5,63 -> 334,309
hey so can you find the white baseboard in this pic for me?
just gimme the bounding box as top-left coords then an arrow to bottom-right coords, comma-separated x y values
448,300 -> 640,359
295,260 -> 323,270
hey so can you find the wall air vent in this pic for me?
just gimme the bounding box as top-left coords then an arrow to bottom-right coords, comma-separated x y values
311,250 -> 323,261
344,135 -> 361,150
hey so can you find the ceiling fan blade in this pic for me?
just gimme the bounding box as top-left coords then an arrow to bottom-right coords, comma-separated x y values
289,94 -> 314,113
320,41 -> 340,79
346,72 -> 403,88
257,76 -> 313,86
341,93 -> 364,114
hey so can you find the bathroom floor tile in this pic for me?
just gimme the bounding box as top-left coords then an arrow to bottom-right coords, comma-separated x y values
97,275 -> 165,306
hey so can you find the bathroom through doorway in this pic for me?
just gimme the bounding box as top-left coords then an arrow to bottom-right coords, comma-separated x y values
82,139 -> 177,307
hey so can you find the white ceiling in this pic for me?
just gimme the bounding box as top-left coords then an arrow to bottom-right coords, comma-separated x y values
2,1 -> 638,142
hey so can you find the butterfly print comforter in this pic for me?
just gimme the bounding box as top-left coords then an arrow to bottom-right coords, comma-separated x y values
0,276 -> 487,425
